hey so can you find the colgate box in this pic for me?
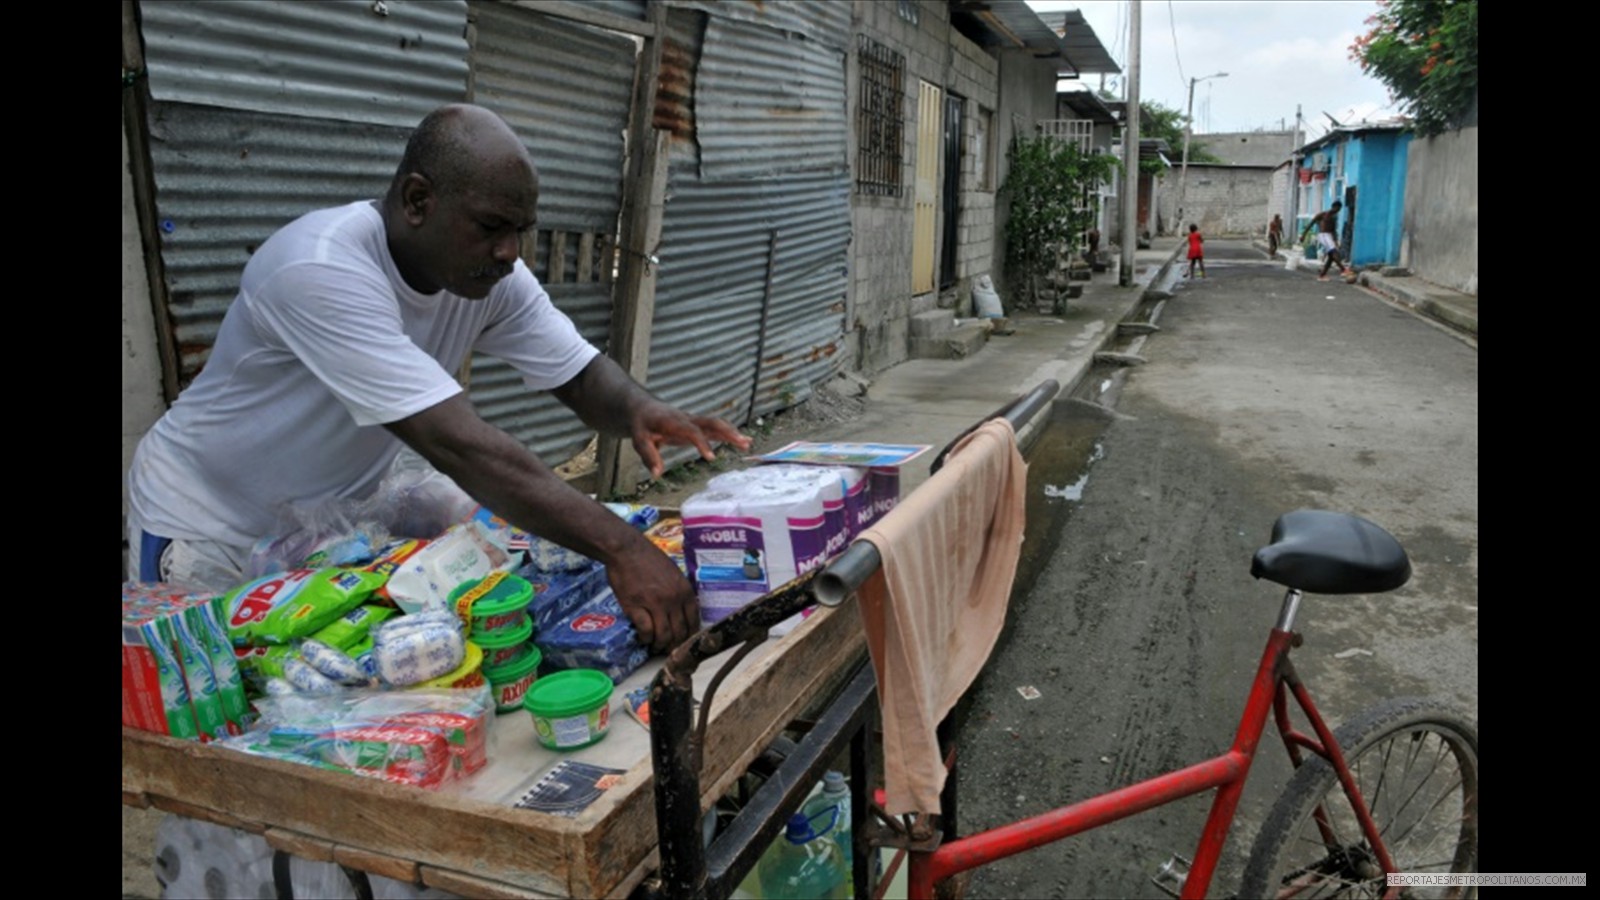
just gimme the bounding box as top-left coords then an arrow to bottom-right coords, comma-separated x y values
123,608 -> 201,740
535,587 -> 649,683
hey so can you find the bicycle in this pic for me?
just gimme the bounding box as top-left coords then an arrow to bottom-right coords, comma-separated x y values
896,507 -> 1479,899
642,384 -> 1478,900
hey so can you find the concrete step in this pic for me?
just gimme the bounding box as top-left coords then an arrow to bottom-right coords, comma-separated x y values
909,308 -> 955,339
910,321 -> 988,360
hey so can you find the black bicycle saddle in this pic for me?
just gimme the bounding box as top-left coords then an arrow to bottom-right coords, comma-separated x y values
1250,509 -> 1411,595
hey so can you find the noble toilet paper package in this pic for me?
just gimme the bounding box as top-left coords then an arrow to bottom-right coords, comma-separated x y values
707,464 -> 867,558
682,487 -> 822,625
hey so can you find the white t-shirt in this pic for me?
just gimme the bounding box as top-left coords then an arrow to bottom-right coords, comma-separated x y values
128,201 -> 599,549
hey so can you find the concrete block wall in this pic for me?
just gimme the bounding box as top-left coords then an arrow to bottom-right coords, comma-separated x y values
849,0 -> 1007,373
1401,125 -> 1477,296
1178,164 -> 1273,236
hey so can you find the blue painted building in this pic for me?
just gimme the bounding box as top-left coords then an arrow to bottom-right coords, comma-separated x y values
1293,123 -> 1412,267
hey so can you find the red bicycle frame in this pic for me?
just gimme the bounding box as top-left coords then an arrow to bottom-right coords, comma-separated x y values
905,590 -> 1399,900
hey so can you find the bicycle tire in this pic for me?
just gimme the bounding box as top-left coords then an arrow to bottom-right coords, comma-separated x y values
1238,697 -> 1478,899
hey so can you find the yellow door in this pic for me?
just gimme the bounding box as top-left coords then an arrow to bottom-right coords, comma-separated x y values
912,80 -> 941,295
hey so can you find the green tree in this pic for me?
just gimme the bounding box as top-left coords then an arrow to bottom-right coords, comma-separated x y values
1351,0 -> 1478,137
1138,101 -> 1220,178
1001,136 -> 1121,311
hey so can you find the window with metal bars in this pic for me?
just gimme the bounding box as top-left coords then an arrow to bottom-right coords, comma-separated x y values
857,35 -> 905,198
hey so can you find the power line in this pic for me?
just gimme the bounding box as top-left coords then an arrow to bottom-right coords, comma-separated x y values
1167,0 -> 1186,90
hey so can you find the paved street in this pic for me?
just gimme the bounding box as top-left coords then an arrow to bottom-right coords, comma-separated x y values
958,239 -> 1478,899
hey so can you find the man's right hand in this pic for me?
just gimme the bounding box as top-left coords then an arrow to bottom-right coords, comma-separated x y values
605,540 -> 701,653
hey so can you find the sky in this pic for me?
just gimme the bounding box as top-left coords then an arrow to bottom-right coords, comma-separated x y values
1023,0 -> 1401,143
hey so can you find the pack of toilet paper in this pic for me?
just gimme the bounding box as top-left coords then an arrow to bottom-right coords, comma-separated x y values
684,464 -> 880,626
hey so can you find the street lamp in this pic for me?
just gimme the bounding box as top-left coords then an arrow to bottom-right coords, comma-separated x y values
1176,71 -> 1227,233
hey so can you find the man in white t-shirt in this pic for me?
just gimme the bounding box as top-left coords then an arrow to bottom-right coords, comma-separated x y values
127,103 -> 748,652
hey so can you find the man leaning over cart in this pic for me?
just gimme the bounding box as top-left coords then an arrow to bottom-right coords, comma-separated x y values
126,102 -> 748,655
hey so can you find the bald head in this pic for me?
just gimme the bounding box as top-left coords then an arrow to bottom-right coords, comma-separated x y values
387,104 -> 537,204
383,104 -> 542,298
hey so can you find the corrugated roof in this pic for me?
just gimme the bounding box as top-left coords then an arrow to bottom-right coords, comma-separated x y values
950,1 -> 1117,74
1033,8 -> 1122,75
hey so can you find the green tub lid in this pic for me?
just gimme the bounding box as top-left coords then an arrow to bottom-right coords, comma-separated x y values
471,612 -> 533,648
449,571 -> 533,620
523,668 -> 614,719
483,642 -> 542,682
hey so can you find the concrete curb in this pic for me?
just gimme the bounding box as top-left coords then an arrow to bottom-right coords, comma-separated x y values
1013,243 -> 1180,453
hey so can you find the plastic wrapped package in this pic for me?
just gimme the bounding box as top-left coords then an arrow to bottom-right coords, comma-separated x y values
217,685 -> 494,788
154,814 -> 464,899
536,587 -> 650,682
519,559 -> 609,635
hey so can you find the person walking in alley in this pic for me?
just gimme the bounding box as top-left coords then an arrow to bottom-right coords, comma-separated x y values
1185,224 -> 1206,279
1300,202 -> 1349,281
1267,214 -> 1284,258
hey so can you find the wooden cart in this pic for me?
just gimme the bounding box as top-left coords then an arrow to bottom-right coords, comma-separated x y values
123,381 -> 1058,900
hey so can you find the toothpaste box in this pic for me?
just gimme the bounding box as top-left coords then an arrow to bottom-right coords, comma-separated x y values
122,609 -> 200,740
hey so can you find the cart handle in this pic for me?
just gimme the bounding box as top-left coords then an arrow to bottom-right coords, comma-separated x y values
812,378 -> 1058,607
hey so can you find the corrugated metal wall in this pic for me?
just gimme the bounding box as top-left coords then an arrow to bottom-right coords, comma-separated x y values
465,0 -> 639,462
137,0 -> 470,382
134,0 -> 852,473
647,2 -> 851,466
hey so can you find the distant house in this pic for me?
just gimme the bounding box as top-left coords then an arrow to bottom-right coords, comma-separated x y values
1285,123 -> 1413,268
1169,129 -> 1298,237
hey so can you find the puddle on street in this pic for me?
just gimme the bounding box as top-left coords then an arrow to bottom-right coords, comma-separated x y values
1011,398 -> 1114,626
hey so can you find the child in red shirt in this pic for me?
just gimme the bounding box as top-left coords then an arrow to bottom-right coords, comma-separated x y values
1185,224 -> 1206,279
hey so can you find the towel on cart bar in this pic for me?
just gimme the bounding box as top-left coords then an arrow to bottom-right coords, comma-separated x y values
856,418 -> 1027,816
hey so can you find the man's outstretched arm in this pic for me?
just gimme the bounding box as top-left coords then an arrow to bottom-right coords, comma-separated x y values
385,394 -> 700,651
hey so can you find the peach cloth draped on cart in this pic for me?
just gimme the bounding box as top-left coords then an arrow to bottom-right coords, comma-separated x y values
855,418 -> 1028,816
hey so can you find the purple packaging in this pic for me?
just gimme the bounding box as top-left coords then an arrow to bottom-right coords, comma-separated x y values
682,497 -> 828,625
535,588 -> 650,682
866,466 -> 900,527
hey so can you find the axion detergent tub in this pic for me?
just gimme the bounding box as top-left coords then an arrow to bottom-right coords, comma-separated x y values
482,643 -> 542,714
448,570 -> 533,639
473,613 -> 534,669
523,668 -> 614,751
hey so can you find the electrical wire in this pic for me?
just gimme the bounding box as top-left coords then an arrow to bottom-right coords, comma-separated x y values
1167,0 -> 1187,91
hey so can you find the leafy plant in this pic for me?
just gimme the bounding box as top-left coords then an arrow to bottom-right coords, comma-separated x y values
1351,0 -> 1478,137
1139,101 -> 1221,178
1001,136 -> 1121,310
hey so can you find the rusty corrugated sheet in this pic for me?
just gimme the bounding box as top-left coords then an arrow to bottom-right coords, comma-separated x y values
668,0 -> 850,49
465,0 -> 639,463
644,7 -> 850,467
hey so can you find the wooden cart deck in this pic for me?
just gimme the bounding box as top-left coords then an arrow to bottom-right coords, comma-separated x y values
122,598 -> 866,899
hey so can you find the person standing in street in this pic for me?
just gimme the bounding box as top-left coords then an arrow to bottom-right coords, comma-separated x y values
1267,214 -> 1284,258
1185,224 -> 1206,279
1300,201 -> 1349,281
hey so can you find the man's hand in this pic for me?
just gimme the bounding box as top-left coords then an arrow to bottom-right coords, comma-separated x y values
606,540 -> 701,652
631,402 -> 752,479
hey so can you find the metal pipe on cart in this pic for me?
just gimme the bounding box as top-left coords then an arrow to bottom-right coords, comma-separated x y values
812,378 -> 1059,608
646,378 -> 1060,899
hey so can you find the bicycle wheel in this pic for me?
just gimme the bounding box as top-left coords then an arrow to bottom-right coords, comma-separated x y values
1239,698 -> 1478,899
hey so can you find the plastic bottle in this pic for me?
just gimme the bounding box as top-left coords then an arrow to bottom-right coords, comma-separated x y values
802,771 -> 853,872
757,811 -> 849,900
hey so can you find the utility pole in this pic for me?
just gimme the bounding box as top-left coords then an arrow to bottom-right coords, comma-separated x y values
1176,71 -> 1227,234
1288,104 -> 1303,244
1119,0 -> 1140,287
